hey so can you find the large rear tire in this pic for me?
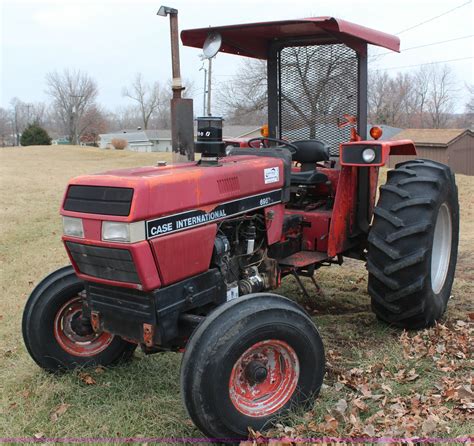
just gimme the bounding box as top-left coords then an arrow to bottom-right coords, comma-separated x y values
180,293 -> 325,439
22,266 -> 137,372
367,159 -> 459,329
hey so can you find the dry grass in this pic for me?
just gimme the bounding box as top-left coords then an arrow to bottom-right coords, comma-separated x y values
0,146 -> 472,441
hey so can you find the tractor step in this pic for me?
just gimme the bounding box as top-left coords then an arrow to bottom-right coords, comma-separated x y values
279,251 -> 328,268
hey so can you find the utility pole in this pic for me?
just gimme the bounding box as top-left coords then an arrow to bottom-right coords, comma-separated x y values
199,64 -> 207,116
207,57 -> 212,116
25,104 -> 32,125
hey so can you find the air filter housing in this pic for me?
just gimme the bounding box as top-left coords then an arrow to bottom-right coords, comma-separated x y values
195,117 -> 225,164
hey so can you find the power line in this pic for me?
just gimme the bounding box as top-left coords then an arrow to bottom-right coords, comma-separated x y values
395,0 -> 472,35
375,34 -> 474,57
373,56 -> 473,71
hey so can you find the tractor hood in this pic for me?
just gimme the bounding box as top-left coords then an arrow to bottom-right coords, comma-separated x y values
60,155 -> 286,222
181,17 -> 400,59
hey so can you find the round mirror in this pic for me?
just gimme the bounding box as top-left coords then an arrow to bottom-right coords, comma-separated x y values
203,32 -> 222,59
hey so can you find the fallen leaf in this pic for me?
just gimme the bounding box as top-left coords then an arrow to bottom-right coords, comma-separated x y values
363,424 -> 376,436
321,416 -> 339,435
33,433 -> 45,439
334,398 -> 348,417
50,403 -> 70,422
352,398 -> 368,411
422,415 -> 438,435
79,372 -> 96,385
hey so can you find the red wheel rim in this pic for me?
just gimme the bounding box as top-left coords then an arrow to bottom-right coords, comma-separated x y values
229,339 -> 299,417
53,296 -> 113,357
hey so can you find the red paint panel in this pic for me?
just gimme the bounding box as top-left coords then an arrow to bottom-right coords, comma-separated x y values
285,209 -> 331,252
63,237 -> 161,292
181,17 -> 399,59
150,224 -> 217,286
368,166 -> 380,218
340,140 -> 417,167
265,204 -> 285,245
61,155 -> 285,223
82,218 -> 102,240
327,166 -> 358,257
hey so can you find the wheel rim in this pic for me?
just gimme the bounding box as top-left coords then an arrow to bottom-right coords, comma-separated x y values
53,296 -> 113,357
229,339 -> 299,417
431,202 -> 452,294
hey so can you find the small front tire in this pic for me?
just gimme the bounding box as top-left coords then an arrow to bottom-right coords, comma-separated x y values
180,293 -> 325,439
22,266 -> 137,372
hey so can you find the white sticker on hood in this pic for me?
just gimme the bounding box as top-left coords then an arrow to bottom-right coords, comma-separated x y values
264,167 -> 279,184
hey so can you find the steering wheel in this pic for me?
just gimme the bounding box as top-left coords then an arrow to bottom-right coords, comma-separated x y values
247,137 -> 298,154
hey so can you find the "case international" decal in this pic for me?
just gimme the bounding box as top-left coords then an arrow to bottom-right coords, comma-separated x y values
146,189 -> 282,239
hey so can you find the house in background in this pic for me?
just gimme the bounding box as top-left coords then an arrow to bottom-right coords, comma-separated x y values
99,126 -> 261,153
390,129 -> 474,175
99,131 -> 156,152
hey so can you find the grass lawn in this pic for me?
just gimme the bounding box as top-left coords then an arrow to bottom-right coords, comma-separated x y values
0,145 -> 472,442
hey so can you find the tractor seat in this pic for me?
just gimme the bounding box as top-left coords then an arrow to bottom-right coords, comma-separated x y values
290,170 -> 328,185
291,139 -> 330,165
290,139 -> 330,186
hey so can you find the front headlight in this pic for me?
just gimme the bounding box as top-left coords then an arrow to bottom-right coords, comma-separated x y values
102,221 -> 129,242
102,221 -> 145,243
63,217 -> 84,238
362,148 -> 376,163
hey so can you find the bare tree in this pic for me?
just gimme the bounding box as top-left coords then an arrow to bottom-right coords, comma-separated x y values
151,77 -> 196,129
426,65 -> 456,128
217,59 -> 267,125
411,66 -> 431,127
0,107 -> 11,146
46,69 -> 98,144
108,105 -> 143,131
122,74 -> 163,130
368,64 -> 458,129
369,71 -> 418,127
77,105 -> 109,145
465,84 -> 474,115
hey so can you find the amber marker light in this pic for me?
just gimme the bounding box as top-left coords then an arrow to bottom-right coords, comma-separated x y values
370,126 -> 383,140
260,124 -> 269,138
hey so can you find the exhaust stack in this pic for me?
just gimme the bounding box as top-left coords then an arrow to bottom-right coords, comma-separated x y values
158,6 -> 194,163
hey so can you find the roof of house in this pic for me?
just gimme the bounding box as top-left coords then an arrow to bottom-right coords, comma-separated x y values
223,126 -> 261,138
391,129 -> 473,146
100,132 -> 150,144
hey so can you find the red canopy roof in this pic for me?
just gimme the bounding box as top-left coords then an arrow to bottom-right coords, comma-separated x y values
181,17 -> 400,59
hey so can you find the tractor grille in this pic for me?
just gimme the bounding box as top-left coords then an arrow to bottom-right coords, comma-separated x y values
66,242 -> 140,284
278,44 -> 359,156
64,185 -> 134,216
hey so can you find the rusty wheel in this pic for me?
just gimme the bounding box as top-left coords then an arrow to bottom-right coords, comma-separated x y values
53,296 -> 113,357
229,339 -> 299,417
180,293 -> 324,439
23,266 -> 136,371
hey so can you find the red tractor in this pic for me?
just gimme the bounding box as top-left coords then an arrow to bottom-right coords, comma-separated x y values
23,17 -> 459,439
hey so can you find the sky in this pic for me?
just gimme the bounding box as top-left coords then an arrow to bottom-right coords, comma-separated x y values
1,0 -> 473,114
